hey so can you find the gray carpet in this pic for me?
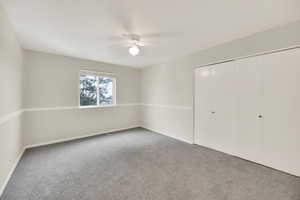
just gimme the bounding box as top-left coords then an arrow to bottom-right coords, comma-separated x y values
1,128 -> 300,200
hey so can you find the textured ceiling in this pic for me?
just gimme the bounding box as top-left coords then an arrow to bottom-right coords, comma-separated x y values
2,0 -> 300,67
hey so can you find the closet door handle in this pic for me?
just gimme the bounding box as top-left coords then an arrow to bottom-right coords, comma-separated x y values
258,114 -> 263,119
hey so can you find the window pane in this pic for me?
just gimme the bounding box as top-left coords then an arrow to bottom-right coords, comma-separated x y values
99,77 -> 114,105
80,75 -> 97,106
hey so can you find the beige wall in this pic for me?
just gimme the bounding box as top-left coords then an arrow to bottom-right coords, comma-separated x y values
0,4 -> 24,195
141,20 -> 300,143
22,50 -> 141,146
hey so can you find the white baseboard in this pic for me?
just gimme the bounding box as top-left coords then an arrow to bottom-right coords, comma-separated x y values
0,147 -> 26,198
25,125 -> 141,149
141,125 -> 193,144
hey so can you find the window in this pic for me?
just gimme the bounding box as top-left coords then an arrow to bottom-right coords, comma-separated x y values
80,72 -> 116,107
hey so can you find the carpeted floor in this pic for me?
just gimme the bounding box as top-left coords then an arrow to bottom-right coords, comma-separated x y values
1,128 -> 300,200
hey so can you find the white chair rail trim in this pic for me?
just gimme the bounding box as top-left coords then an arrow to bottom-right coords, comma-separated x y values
0,110 -> 23,126
0,103 -> 192,126
141,104 -> 192,110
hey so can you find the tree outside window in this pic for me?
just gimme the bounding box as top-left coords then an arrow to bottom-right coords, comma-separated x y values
80,73 -> 116,107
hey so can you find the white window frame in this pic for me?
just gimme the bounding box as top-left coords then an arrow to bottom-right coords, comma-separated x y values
79,70 -> 117,108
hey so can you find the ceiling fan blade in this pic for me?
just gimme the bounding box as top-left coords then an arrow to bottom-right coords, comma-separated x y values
137,41 -> 150,47
106,1 -> 136,34
141,31 -> 181,40
121,33 -> 132,39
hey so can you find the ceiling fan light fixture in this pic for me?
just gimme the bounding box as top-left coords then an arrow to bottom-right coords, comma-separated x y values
129,45 -> 140,56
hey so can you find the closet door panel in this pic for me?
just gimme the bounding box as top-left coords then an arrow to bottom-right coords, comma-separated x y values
235,57 -> 264,163
261,48 -> 300,176
195,66 -> 217,148
195,62 -> 237,155
213,62 -> 237,155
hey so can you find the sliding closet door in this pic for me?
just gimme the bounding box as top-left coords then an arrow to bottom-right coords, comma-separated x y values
261,48 -> 300,176
195,66 -> 217,149
235,57 -> 264,162
213,62 -> 237,155
195,62 -> 237,155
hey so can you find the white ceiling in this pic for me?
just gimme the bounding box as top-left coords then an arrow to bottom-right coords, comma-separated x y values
2,0 -> 300,67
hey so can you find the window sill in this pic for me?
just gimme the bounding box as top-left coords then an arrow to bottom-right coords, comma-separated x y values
79,104 -> 117,109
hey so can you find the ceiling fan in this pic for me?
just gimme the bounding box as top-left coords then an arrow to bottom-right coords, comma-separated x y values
103,3 -> 179,57
121,34 -> 148,56
104,32 -> 176,57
